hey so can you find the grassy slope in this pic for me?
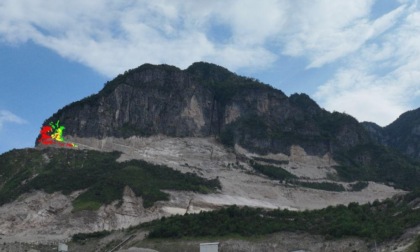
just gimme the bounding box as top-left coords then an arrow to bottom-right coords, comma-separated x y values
139,190 -> 420,242
334,144 -> 420,190
0,148 -> 220,211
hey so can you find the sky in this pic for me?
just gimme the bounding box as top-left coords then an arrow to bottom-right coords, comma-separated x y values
1,0 -> 420,154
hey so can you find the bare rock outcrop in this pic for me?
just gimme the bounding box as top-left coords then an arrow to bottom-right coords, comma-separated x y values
0,186 -> 162,243
38,62 -> 371,158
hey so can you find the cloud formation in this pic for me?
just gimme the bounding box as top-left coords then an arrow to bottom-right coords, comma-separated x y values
0,110 -> 26,129
0,0 -> 390,75
0,0 -> 282,76
0,0 -> 418,125
315,2 -> 420,126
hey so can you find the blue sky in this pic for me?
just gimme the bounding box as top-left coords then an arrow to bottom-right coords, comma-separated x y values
1,0 -> 420,154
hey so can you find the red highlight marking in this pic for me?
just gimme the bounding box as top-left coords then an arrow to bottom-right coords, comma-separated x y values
38,121 -> 77,147
38,125 -> 55,145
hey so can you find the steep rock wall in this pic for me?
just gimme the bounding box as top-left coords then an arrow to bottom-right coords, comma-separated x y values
38,62 -> 371,157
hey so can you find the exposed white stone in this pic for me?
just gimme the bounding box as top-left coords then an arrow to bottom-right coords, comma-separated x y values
181,95 -> 205,129
1,136 -> 405,243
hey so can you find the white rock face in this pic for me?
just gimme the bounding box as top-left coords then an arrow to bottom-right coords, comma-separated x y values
224,104 -> 241,124
181,95 -> 205,129
1,136 -> 404,243
235,144 -> 337,179
0,187 -> 164,243
66,136 -> 403,211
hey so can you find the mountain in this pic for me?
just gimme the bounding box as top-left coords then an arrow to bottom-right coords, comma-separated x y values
362,107 -> 420,160
1,62 -> 419,250
37,62 -> 419,189
38,62 -> 370,156
361,121 -> 387,145
385,108 -> 420,160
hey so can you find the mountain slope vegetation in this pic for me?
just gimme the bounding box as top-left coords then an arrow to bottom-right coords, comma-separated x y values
0,148 -> 220,211
33,62 -> 420,192
1,62 -> 419,250
140,190 -> 420,242
363,108 -> 420,161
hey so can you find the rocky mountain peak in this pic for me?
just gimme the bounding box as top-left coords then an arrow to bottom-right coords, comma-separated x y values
186,61 -> 233,82
36,62 -> 373,157
3,62 -> 419,249
361,108 -> 420,160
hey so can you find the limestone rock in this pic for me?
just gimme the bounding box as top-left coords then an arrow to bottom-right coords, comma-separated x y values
38,62 -> 371,157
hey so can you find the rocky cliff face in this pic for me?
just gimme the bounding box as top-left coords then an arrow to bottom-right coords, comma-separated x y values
362,107 -> 420,160
0,186 -> 163,243
45,64 -> 215,138
38,62 -> 370,157
385,108 -> 420,160
3,61 -> 418,247
361,121 -> 387,145
33,61 -> 420,191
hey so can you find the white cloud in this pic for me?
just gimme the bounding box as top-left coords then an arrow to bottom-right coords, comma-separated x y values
314,2 -> 420,126
0,110 -> 26,129
2,0 -> 395,76
281,0 -> 405,68
0,0 -> 419,126
213,0 -> 287,46
0,0 -> 284,76
314,69 -> 409,125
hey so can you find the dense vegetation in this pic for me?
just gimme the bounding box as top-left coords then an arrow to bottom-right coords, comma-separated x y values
0,148 -> 220,211
385,107 -> 420,161
220,115 -> 270,148
291,181 -> 346,192
219,101 -> 367,158
141,191 -> 420,242
349,181 -> 369,191
250,162 -> 369,192
334,144 -> 420,190
72,230 -> 111,242
407,235 -> 420,252
186,62 -> 276,106
250,162 -> 297,181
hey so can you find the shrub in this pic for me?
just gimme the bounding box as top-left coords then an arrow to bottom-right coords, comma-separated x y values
143,191 -> 420,241
251,163 -> 297,181
72,231 -> 111,242
292,181 -> 346,192
350,181 -> 369,191
0,149 -> 221,211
